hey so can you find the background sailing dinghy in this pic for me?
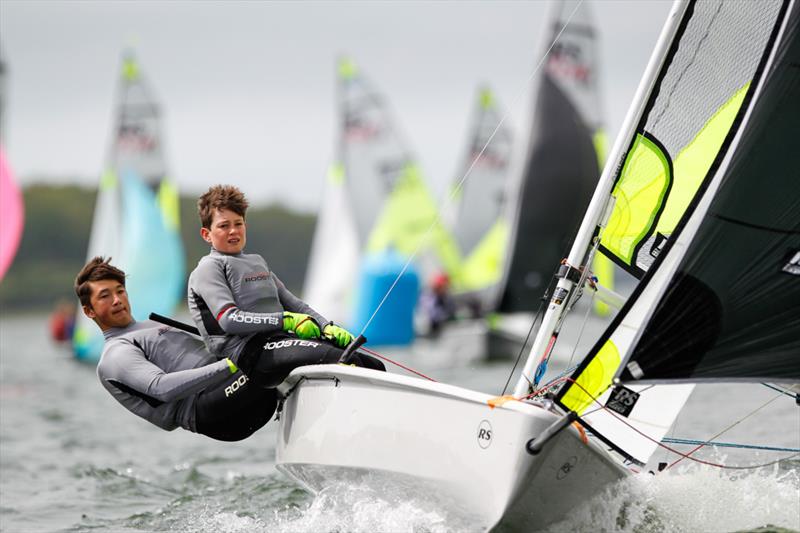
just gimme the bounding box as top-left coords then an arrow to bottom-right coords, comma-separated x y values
409,86 -> 514,361
72,51 -> 185,362
303,58 -> 461,346
442,85 -> 513,317
275,0 -> 799,530
488,0 -> 617,360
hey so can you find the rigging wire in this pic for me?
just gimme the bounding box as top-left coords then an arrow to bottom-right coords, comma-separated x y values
566,378 -> 799,471
565,279 -> 597,371
356,0 -> 585,341
500,294 -> 547,396
666,390 -> 789,470
660,437 -> 800,454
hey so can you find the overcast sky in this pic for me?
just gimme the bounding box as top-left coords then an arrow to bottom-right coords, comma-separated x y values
1,0 -> 672,212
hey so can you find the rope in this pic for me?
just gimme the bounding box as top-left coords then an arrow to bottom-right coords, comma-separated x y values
661,437 -> 800,454
356,0 -> 585,340
565,378 -> 799,471
359,346 -> 437,382
667,390 -> 786,470
500,294 -> 547,396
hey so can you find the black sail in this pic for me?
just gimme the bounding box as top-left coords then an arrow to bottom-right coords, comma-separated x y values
498,73 -> 598,312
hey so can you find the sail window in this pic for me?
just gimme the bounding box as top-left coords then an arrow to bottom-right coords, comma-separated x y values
599,132 -> 672,275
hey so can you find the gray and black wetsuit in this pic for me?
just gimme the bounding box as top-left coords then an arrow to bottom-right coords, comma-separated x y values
97,320 -> 277,441
187,249 -> 384,387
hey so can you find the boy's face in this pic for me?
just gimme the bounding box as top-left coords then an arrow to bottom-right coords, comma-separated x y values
201,208 -> 247,254
82,279 -> 133,331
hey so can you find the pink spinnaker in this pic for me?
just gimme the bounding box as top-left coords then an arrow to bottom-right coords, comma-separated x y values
0,145 -> 24,281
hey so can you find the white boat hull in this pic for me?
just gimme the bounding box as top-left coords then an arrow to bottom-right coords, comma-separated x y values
275,365 -> 628,531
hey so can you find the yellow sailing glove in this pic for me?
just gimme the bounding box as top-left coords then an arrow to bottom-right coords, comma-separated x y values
283,312 -> 321,339
323,323 -> 355,348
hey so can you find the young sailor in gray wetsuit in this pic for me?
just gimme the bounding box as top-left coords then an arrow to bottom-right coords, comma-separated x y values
188,185 -> 384,388
77,257 -> 277,442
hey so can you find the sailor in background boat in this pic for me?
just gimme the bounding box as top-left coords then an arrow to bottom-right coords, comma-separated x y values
420,272 -> 456,336
49,299 -> 75,343
187,185 -> 384,388
75,257 -> 278,441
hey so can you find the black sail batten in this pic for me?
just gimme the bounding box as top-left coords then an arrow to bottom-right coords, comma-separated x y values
621,1 -> 800,384
498,74 -> 598,312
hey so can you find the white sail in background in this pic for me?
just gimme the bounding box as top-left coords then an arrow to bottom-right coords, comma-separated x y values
73,52 -> 185,361
302,163 -> 360,324
446,86 -> 514,311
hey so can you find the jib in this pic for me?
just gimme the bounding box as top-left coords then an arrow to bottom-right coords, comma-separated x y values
225,374 -> 249,397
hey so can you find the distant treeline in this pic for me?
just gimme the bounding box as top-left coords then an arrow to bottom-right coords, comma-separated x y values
0,183 -> 316,312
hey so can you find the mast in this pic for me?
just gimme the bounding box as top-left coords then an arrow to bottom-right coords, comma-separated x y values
513,0 -> 691,397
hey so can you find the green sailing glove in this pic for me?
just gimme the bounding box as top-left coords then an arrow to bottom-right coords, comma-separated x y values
323,323 -> 355,348
283,312 -> 321,339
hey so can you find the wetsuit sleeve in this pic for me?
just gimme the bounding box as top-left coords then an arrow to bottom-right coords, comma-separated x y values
99,340 -> 232,403
193,257 -> 284,336
273,273 -> 328,326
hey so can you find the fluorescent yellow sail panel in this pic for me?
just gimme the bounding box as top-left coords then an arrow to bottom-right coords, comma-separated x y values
458,218 -> 509,292
157,179 -> 180,231
560,339 -> 621,414
100,169 -> 118,190
366,164 -> 462,279
593,130 -> 609,173
122,57 -> 139,82
601,134 -> 671,267
592,129 -> 613,316
328,162 -> 345,185
592,253 -> 614,316
338,57 -> 358,81
655,83 -> 749,235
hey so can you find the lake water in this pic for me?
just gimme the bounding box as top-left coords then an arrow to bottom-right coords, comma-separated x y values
1,313 -> 798,532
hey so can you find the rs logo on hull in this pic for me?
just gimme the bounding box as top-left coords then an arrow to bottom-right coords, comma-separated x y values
477,420 -> 493,449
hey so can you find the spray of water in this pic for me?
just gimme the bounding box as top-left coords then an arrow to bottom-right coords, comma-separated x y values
545,461 -> 800,533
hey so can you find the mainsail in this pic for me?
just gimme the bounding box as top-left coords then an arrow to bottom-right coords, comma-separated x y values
446,86 -> 513,311
551,0 -> 793,466
73,52 -> 185,361
498,0 -> 605,313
